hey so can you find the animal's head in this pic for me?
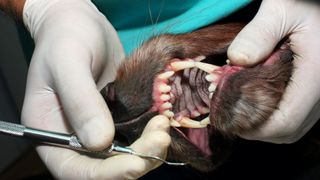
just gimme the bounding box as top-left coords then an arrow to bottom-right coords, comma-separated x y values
101,24 -> 293,171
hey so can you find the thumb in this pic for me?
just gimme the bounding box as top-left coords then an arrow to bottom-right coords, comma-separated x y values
228,0 -> 289,66
54,56 -> 114,151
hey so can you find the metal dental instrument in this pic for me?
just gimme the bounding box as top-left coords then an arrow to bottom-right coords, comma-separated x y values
0,120 -> 187,166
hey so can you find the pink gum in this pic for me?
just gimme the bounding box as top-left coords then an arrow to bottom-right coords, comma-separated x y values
151,75 -> 171,113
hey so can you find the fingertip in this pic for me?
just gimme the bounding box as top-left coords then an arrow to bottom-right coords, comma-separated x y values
227,4 -> 287,67
150,115 -> 170,128
142,115 -> 170,135
228,38 -> 268,66
132,130 -> 171,155
150,131 -> 171,148
152,114 -> 170,122
227,48 -> 255,66
55,71 -> 115,150
77,115 -> 115,151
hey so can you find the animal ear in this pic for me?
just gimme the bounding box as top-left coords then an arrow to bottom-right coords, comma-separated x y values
101,82 -> 115,103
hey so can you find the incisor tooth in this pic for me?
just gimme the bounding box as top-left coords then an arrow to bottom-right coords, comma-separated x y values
158,71 -> 174,79
179,117 -> 207,128
208,84 -> 217,92
160,94 -> 170,101
170,61 -> 195,71
170,119 -> 181,127
195,62 -> 220,73
200,117 -> 210,126
161,102 -> 172,109
163,110 -> 174,118
209,92 -> 213,99
159,84 -> 171,93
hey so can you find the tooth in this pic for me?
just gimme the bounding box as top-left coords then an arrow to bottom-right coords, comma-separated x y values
179,117 -> 207,128
163,110 -> 174,118
195,62 -> 220,73
209,92 -> 213,99
193,55 -> 206,62
159,84 -> 171,93
208,84 -> 217,92
205,74 -> 218,82
170,119 -> 181,127
158,71 -> 174,79
226,59 -> 231,64
200,117 -> 210,126
191,111 -> 201,118
160,102 -> 172,110
170,61 -> 195,71
160,94 -> 170,101
198,107 -> 210,114
169,92 -> 175,103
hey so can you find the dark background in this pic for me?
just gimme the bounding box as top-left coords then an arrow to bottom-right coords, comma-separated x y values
0,1 -> 320,179
0,10 -> 30,175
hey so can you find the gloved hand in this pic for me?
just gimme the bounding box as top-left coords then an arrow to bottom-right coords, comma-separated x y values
228,0 -> 320,143
21,0 -> 170,178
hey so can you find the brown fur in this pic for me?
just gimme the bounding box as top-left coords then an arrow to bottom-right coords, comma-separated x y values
211,50 -> 293,136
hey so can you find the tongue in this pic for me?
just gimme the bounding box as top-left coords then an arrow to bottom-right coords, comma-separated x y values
187,128 -> 212,156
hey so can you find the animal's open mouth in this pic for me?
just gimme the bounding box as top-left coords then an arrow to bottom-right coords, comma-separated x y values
102,19 -> 293,171
151,55 -> 243,156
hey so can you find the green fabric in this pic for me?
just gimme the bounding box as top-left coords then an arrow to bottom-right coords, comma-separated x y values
92,0 -> 251,55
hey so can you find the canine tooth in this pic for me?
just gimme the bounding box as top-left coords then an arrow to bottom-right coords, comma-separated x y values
163,110 -> 174,118
179,117 -> 207,128
193,55 -> 206,62
209,92 -> 213,99
161,102 -> 172,109
195,62 -> 220,73
158,71 -> 174,79
160,94 -> 170,101
200,117 -> 210,126
205,74 -> 218,82
170,61 -> 195,71
170,119 -> 181,127
159,84 -> 171,93
208,84 -> 217,92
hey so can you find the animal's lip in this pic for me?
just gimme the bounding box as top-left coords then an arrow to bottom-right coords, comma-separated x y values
114,110 -> 155,127
114,110 -> 158,145
173,126 -> 212,156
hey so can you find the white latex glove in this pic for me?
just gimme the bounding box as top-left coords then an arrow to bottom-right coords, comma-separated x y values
21,0 -> 171,178
228,0 -> 320,143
